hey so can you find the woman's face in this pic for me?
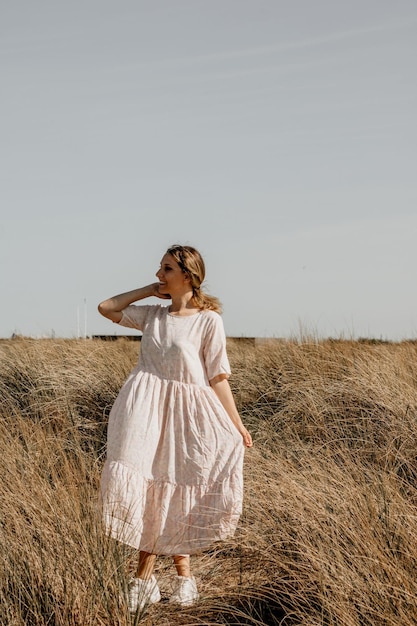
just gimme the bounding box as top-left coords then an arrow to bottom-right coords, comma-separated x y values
156,253 -> 190,297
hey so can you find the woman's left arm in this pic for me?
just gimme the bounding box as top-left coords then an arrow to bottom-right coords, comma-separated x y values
210,376 -> 253,448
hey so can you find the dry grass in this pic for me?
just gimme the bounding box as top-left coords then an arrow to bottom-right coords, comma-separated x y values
1,337 -> 417,625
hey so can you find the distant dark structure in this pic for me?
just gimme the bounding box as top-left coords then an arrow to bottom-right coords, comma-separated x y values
91,335 -> 257,344
92,335 -> 142,341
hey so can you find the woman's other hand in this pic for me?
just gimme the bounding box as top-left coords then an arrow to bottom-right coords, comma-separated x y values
209,377 -> 253,449
240,427 -> 253,448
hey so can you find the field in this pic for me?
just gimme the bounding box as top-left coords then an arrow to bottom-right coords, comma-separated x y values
1,336 -> 417,625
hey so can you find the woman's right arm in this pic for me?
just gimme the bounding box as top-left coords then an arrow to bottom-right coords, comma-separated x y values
98,283 -> 165,323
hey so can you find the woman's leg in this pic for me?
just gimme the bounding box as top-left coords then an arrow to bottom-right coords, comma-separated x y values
172,554 -> 191,577
128,551 -> 160,613
170,554 -> 199,605
135,551 -> 157,579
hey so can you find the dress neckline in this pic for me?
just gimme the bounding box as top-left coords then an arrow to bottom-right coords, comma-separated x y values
166,308 -> 202,318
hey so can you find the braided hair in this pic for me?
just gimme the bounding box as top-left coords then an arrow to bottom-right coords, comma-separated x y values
166,245 -> 222,313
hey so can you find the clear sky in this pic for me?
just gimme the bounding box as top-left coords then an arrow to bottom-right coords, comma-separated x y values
1,0 -> 416,340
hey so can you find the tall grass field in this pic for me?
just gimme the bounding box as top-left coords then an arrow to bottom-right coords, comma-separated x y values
1,336 -> 417,625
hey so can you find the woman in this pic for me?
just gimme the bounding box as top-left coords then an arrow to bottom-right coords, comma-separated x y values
98,244 -> 252,613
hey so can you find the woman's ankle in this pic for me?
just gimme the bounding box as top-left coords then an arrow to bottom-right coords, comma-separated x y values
172,554 -> 191,577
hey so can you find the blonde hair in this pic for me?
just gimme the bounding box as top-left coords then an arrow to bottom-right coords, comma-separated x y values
166,245 -> 222,313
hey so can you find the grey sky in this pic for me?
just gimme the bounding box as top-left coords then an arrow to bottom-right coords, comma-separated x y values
1,0 -> 416,339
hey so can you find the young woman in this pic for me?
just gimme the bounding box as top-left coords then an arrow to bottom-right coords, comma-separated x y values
98,244 -> 252,613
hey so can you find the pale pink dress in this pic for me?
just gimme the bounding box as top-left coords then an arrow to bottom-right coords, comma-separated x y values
100,304 -> 244,555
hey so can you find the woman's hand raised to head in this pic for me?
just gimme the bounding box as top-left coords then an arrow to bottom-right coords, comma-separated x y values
150,282 -> 171,300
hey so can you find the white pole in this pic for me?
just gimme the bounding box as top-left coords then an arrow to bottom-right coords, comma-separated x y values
77,306 -> 80,339
84,298 -> 87,339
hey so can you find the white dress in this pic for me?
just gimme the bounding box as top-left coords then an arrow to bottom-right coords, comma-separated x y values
100,304 -> 244,555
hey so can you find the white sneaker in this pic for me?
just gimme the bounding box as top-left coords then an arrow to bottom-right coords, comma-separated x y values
127,575 -> 161,613
169,575 -> 199,606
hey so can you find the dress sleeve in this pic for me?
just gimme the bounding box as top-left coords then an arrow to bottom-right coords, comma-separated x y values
118,305 -> 152,331
203,313 -> 231,381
